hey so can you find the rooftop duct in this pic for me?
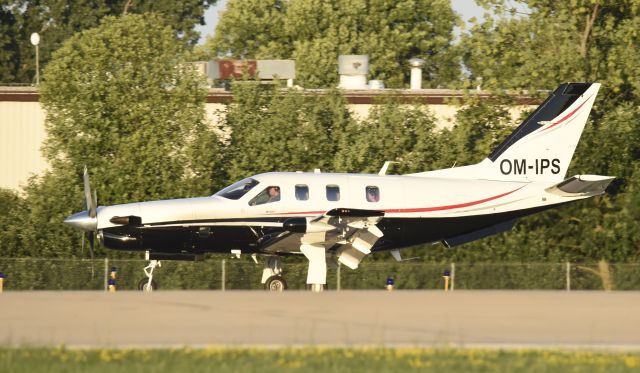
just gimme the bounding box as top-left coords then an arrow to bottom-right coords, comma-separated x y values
338,55 -> 369,90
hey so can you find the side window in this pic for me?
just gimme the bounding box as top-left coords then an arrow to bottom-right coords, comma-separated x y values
295,185 -> 309,201
326,185 -> 340,201
249,186 -> 280,206
366,186 -> 380,202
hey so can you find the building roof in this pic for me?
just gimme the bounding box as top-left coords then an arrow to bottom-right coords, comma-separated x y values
0,86 -> 539,105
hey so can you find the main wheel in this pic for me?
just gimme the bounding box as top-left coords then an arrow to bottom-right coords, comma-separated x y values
264,275 -> 287,291
138,278 -> 158,291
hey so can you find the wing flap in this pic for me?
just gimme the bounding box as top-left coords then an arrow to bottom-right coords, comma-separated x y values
261,208 -> 386,268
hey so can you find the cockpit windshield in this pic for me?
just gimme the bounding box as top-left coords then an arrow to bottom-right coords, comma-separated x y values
214,178 -> 259,200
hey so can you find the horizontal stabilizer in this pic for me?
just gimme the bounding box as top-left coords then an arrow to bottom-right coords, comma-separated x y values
442,219 -> 517,248
546,175 -> 614,197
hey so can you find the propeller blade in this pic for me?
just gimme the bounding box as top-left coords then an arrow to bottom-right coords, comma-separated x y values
83,166 -> 96,218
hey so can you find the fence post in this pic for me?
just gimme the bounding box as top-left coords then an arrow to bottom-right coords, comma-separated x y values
221,259 -> 226,291
337,262 -> 341,291
451,262 -> 455,291
566,261 -> 571,291
103,258 -> 108,291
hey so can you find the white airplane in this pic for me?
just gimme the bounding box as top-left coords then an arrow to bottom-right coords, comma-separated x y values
65,82 -> 613,292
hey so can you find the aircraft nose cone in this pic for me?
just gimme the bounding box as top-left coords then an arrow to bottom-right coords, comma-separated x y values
64,210 -> 97,231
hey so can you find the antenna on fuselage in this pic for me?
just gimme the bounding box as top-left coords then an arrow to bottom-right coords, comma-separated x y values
378,161 -> 399,175
390,249 -> 419,262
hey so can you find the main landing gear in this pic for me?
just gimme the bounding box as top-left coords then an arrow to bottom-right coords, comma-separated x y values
138,253 -> 161,292
301,244 -> 326,292
260,248 -> 328,293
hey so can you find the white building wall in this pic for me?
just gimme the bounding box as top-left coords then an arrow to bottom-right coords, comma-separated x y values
0,96 -> 536,191
347,104 -> 461,129
0,101 -> 48,191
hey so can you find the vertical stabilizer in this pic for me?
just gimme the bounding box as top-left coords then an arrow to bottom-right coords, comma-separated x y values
411,83 -> 600,182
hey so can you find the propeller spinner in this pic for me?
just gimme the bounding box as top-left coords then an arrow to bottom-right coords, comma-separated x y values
64,167 -> 98,231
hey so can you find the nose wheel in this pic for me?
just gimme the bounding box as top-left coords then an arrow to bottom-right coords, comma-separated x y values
138,258 -> 161,292
138,278 -> 158,291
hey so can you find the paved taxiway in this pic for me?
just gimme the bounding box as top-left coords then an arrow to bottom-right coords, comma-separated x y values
1,291 -> 639,348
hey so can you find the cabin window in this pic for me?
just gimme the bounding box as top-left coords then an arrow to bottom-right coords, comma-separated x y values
249,186 -> 281,206
295,185 -> 309,200
366,186 -> 380,202
215,178 -> 259,200
326,185 -> 340,201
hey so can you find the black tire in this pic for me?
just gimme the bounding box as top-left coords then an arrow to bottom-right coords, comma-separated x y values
264,275 -> 287,291
138,278 -> 158,291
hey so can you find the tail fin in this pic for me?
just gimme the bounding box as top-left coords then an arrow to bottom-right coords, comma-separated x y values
413,82 -> 600,182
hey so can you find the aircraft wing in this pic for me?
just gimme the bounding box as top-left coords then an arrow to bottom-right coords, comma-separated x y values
259,208 -> 385,269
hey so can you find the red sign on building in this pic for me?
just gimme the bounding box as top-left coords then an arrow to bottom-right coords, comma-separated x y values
216,60 -> 258,79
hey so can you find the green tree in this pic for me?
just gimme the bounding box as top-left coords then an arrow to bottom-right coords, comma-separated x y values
333,96 -> 440,174
206,0 -> 288,59
223,83 -> 351,182
15,13 -> 221,258
0,0 -> 213,83
208,0 -> 461,88
0,3 -> 20,82
0,188 -> 24,256
435,93 -> 517,169
462,1 -> 640,102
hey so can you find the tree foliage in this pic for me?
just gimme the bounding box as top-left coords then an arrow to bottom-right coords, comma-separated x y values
462,1 -> 640,101
333,96 -> 440,174
4,13 -> 221,257
222,84 -> 352,182
207,0 -> 461,88
41,13 -> 221,202
0,0 -> 213,84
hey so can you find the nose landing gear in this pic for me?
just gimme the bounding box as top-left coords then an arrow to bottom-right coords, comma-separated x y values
138,253 -> 161,291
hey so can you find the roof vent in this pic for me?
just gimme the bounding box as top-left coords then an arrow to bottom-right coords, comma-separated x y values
338,55 -> 369,90
408,57 -> 425,90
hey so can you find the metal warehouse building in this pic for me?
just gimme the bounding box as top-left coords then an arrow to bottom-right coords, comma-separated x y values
0,82 -> 535,191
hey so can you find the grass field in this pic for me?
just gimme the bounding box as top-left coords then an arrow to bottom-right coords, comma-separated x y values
1,347 -> 640,372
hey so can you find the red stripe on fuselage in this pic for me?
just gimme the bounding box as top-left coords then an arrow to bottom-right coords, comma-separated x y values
384,185 -> 526,213
269,185 -> 526,216
540,94 -> 593,132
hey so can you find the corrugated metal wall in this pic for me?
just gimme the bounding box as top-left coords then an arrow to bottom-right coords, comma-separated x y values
0,88 -> 536,192
0,101 -> 48,191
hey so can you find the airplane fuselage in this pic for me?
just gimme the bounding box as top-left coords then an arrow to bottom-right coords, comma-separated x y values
93,172 -> 584,255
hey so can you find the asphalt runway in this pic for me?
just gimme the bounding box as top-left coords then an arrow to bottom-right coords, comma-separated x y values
1,291 -> 639,349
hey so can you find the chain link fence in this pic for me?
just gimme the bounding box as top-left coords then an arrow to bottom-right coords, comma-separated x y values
0,258 -> 638,291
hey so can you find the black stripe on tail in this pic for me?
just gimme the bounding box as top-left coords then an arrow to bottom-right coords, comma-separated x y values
488,82 -> 592,161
